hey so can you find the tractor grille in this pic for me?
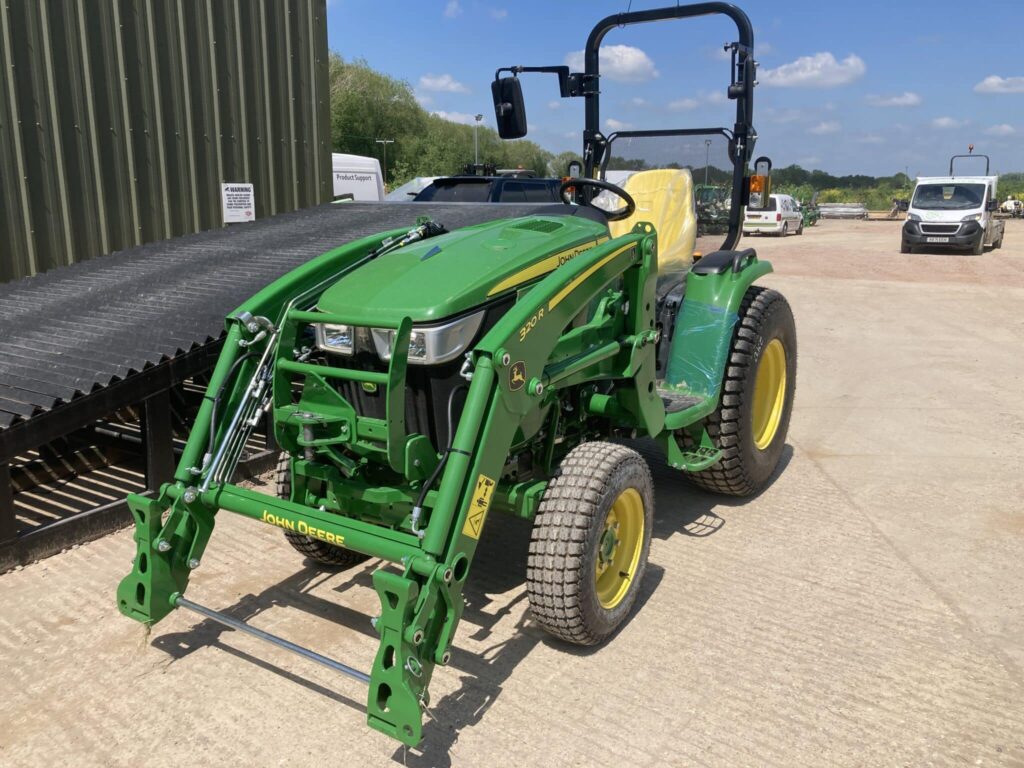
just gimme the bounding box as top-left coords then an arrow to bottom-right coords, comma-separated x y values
920,223 -> 960,235
322,295 -> 514,451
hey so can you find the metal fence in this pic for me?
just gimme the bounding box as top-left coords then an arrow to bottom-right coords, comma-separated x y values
0,0 -> 331,283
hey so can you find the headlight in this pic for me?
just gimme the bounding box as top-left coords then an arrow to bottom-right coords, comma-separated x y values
907,213 -> 921,222
372,310 -> 485,365
961,213 -> 982,222
314,323 -> 353,354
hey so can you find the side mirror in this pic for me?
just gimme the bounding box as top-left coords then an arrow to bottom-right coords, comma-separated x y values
986,200 -> 998,212
491,76 -> 527,139
566,160 -> 582,178
747,155 -> 772,210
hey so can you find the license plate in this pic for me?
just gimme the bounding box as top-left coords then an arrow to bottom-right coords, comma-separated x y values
926,236 -> 949,243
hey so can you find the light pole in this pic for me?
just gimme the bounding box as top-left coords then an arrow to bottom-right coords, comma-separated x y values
474,114 -> 484,165
375,138 -> 394,188
704,139 -> 712,187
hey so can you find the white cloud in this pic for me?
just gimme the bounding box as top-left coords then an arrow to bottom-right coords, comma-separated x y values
974,75 -> 1024,94
605,118 -> 633,131
856,134 -> 885,145
547,100 -> 561,110
419,73 -> 468,93
630,97 -> 648,107
760,52 -> 865,88
762,107 -> 806,124
702,90 -> 728,105
565,45 -> 658,83
444,0 -> 461,18
564,130 -> 579,140
490,8 -> 507,20
867,91 -> 921,107
931,116 -> 963,129
808,120 -> 840,135
432,110 -> 481,125
414,93 -> 433,106
668,98 -> 699,111
985,124 -> 1016,136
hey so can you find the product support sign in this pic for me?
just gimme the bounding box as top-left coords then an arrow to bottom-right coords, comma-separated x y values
221,183 -> 255,223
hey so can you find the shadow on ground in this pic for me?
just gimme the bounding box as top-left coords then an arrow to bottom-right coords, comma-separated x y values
150,439 -> 792,765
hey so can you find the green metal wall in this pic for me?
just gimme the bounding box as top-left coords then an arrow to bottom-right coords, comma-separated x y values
0,0 -> 331,283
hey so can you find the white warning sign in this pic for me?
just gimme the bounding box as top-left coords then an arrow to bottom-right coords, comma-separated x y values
221,183 -> 255,223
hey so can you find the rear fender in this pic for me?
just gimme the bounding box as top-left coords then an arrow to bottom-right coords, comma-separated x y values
663,249 -> 772,400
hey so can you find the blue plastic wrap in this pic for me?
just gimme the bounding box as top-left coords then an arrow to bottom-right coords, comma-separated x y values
663,301 -> 738,398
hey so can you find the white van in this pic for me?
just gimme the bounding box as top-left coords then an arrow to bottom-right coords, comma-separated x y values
902,174 -> 1004,254
743,193 -> 803,236
332,153 -> 385,201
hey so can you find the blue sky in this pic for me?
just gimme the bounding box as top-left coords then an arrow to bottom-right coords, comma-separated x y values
326,1 -> 1024,176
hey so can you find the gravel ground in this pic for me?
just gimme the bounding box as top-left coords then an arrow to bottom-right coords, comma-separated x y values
1,219 -> 1022,767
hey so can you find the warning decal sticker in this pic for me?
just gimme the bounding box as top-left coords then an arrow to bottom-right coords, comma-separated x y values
461,474 -> 496,540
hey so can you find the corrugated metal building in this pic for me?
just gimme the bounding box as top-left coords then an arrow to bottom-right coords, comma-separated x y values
0,0 -> 331,283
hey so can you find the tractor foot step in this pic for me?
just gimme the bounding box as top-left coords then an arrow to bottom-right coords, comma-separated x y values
657,389 -> 702,414
668,445 -> 722,472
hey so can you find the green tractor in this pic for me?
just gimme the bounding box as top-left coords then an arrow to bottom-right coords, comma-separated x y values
695,182 -> 732,236
800,191 -> 821,229
118,2 -> 795,748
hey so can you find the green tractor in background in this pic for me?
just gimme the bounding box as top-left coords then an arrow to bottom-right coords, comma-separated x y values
695,182 -> 733,236
800,191 -> 821,229
117,2 -> 795,748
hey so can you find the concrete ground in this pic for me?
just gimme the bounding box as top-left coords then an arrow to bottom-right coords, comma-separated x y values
1,219 -> 1023,767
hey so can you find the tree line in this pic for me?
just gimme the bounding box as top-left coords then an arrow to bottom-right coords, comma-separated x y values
329,54 -> 1024,205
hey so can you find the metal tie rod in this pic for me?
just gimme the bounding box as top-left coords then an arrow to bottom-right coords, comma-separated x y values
175,595 -> 371,685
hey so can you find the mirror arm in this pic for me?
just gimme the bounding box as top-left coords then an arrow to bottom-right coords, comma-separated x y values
494,65 -> 590,98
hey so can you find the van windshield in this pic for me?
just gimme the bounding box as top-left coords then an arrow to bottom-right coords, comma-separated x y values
912,183 -> 986,211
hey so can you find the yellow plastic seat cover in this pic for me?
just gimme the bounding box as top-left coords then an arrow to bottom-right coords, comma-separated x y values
608,168 -> 696,278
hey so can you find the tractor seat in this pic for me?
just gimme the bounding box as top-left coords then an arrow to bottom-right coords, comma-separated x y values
608,169 -> 697,283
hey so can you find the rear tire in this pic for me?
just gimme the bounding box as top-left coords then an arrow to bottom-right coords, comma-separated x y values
275,453 -> 370,568
779,222 -> 789,237
527,442 -> 654,645
686,287 -> 797,497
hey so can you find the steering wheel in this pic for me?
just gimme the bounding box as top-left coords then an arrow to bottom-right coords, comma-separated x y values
559,177 -> 636,222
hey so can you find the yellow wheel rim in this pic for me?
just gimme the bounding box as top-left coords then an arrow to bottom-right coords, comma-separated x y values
595,488 -> 645,610
751,338 -> 787,450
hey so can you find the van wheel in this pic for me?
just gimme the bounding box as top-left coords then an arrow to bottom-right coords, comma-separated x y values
900,241 -> 912,254
971,236 -> 984,255
779,222 -> 789,237
796,222 -> 804,235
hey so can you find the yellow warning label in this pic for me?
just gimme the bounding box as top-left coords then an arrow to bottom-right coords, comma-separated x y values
461,474 -> 496,540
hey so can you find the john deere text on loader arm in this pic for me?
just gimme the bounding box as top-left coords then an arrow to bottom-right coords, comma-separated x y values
118,2 -> 795,748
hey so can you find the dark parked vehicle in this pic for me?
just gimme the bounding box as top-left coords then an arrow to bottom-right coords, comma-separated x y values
413,175 -> 562,203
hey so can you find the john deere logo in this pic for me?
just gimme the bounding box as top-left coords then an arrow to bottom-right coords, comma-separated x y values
509,361 -> 526,391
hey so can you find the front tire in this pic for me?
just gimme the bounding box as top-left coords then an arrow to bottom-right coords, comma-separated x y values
686,287 -> 797,497
275,453 -> 370,568
900,240 -> 912,254
527,442 -> 654,645
972,235 -> 984,255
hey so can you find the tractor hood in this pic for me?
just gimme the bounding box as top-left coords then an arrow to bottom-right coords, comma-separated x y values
317,215 -> 609,324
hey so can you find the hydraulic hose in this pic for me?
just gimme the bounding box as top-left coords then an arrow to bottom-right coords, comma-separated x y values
410,384 -> 468,537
